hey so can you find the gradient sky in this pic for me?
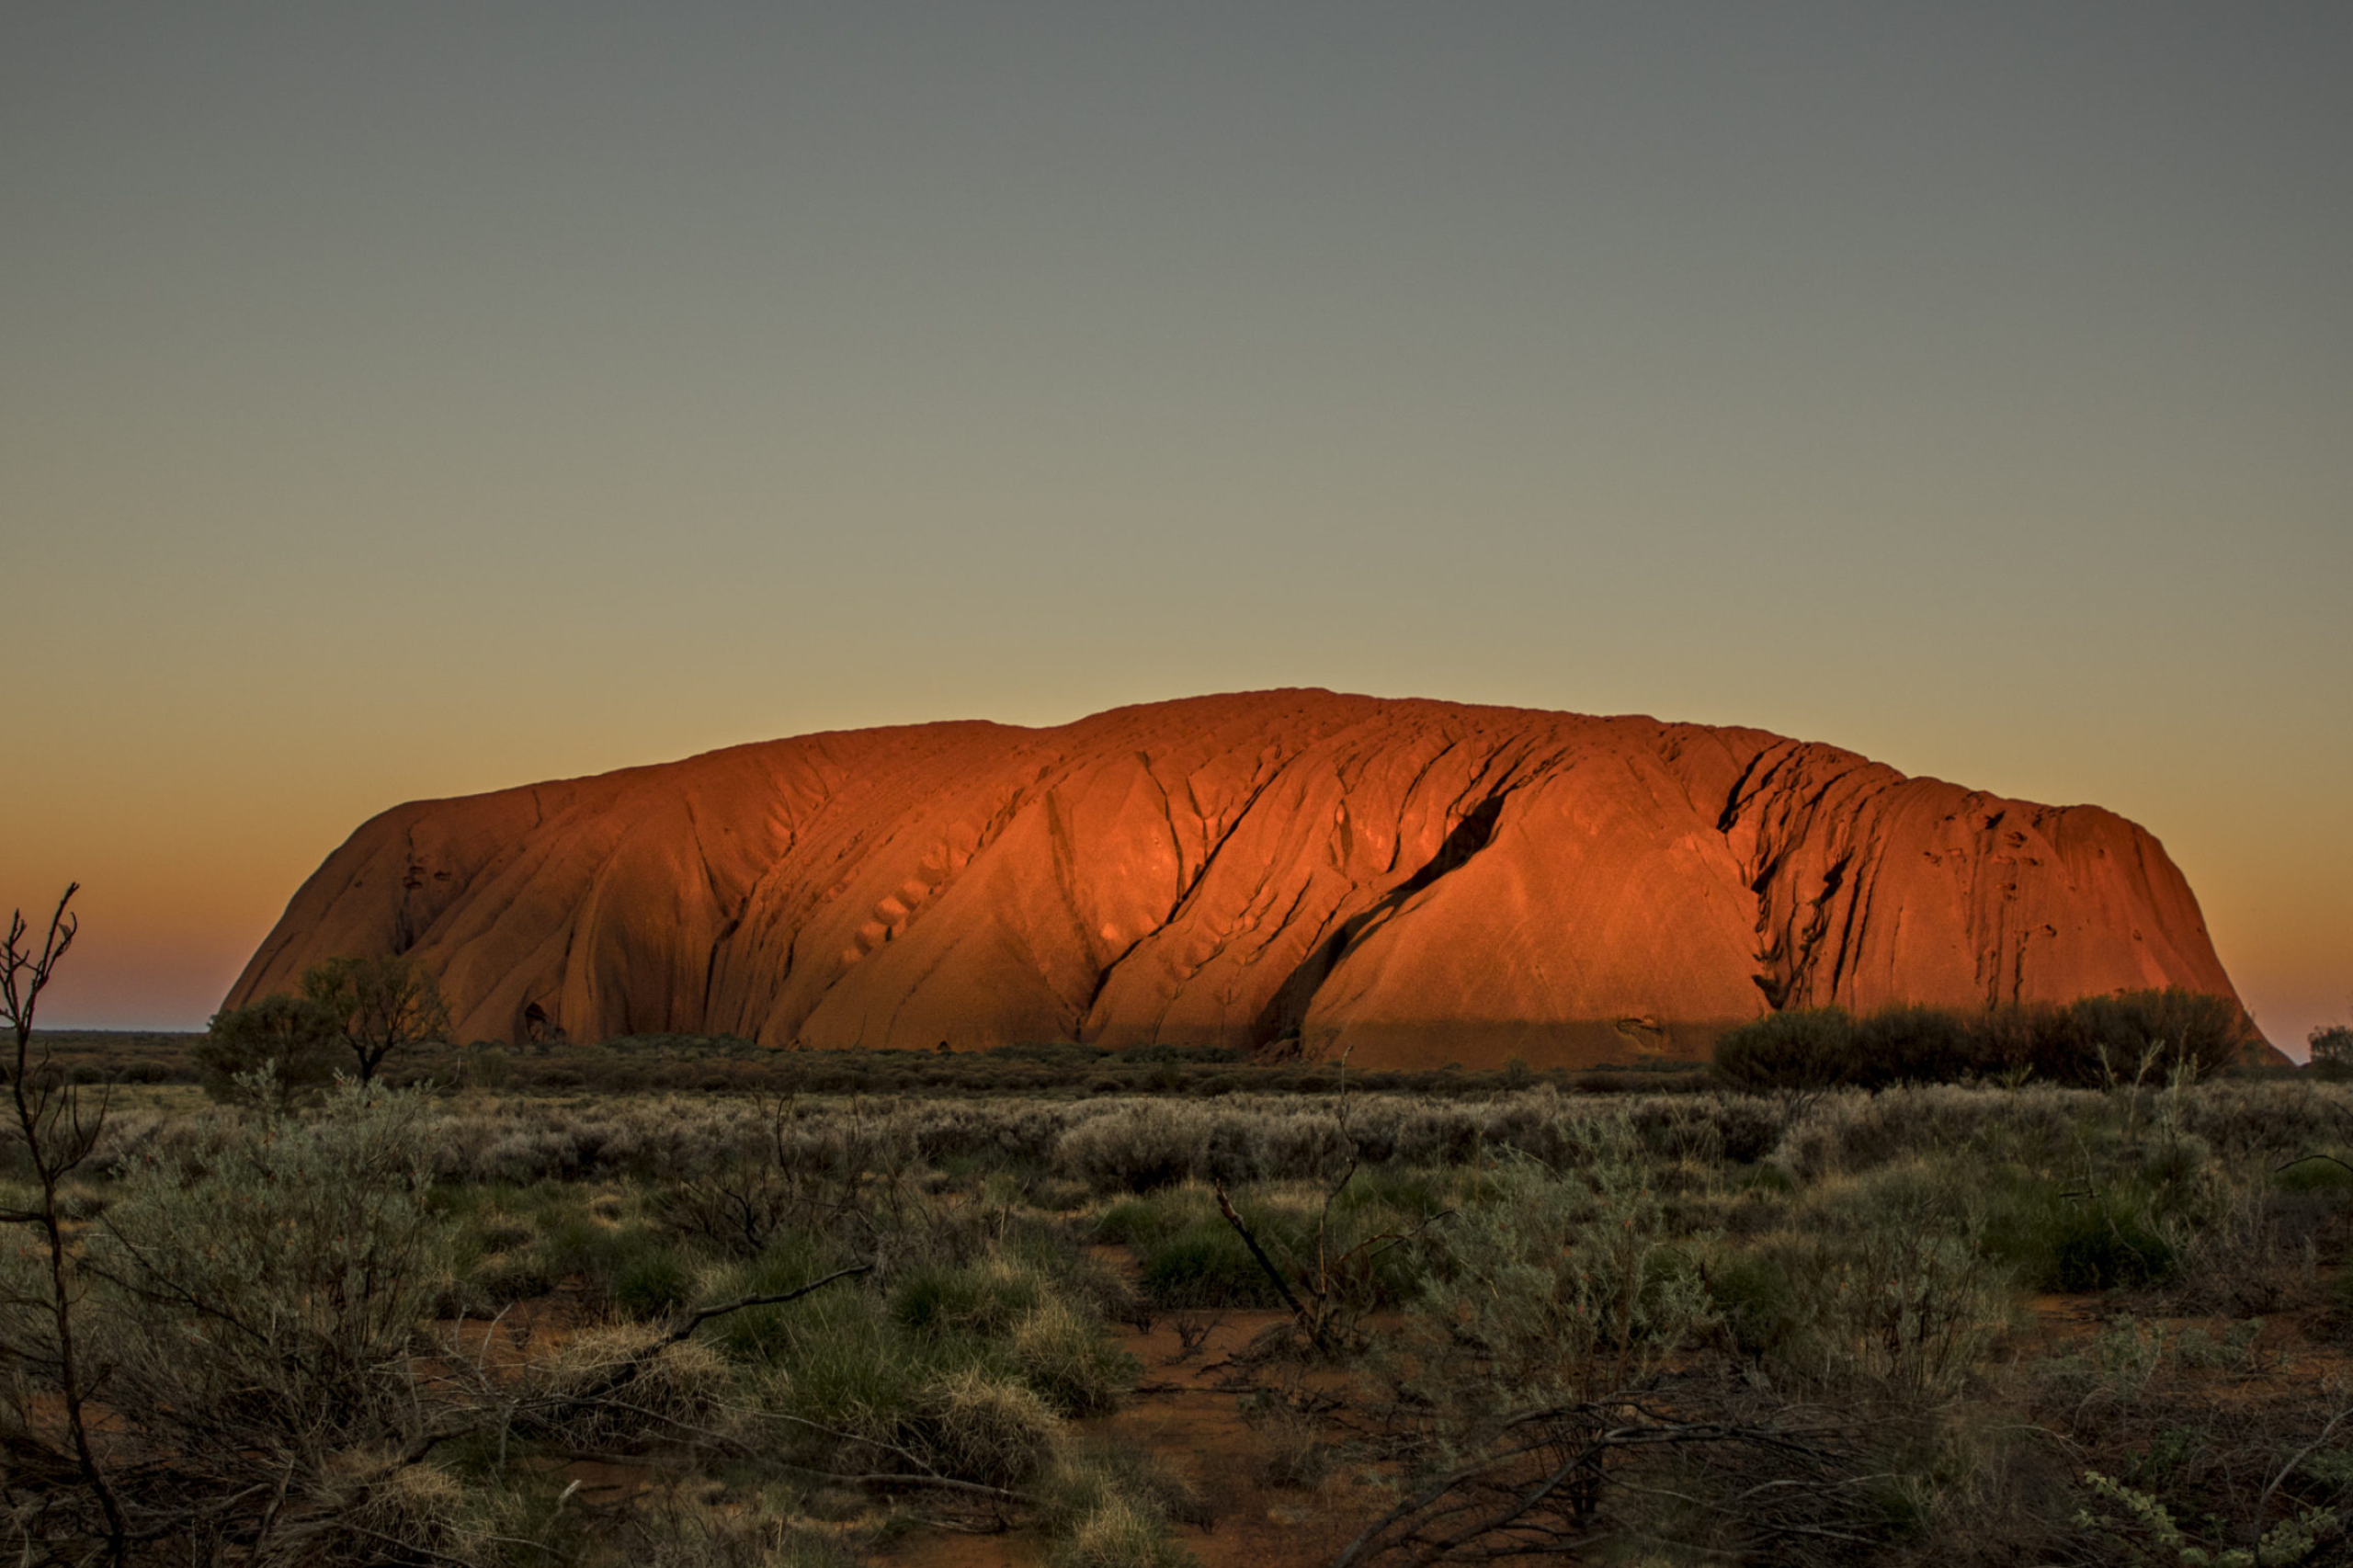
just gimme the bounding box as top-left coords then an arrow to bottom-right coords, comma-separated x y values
5,3 -> 2347,1051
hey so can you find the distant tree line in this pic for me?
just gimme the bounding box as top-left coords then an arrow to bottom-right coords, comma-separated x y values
1711,988 -> 2264,1092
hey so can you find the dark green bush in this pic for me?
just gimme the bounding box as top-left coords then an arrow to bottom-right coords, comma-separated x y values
2044,1204 -> 2175,1291
1095,1198 -> 1186,1248
1711,1008 -> 1858,1092
2310,1024 -> 2353,1079
1126,1042 -> 1242,1065
2067,989 -> 2261,1083
468,1250 -> 556,1306
701,1235 -> 844,1361
1705,1252 -> 1796,1359
1972,1002 -> 2073,1083
1853,1005 -> 1989,1087
2273,1154 -> 2353,1193
195,994 -> 337,1106
1982,1176 -> 2175,1291
542,1217 -> 700,1317
1715,990 -> 2258,1092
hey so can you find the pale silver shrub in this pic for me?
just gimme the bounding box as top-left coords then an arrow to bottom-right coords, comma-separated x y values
71,1082 -> 472,1561
92,1081 -> 452,1441
1053,1102 -> 1211,1190
1412,1118 -> 1714,1403
2181,1080 -> 2353,1162
1770,1158 -> 2014,1397
1776,1083 -> 2091,1180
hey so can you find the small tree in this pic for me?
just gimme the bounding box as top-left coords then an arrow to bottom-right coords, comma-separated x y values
2310,1025 -> 2353,1080
301,954 -> 450,1085
0,884 -> 129,1559
195,992 -> 337,1106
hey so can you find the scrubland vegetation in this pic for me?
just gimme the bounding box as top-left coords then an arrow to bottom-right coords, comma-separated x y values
11,1039 -> 2353,1564
12,903 -> 2353,1564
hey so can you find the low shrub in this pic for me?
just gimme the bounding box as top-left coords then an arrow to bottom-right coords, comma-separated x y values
1051,1491 -> 1193,1568
1414,1141 -> 1714,1400
458,1247 -> 556,1310
1773,1161 -> 2014,1395
615,1244 -> 697,1319
541,1212 -> 699,1318
749,1286 -> 954,1468
697,1234 -> 847,1361
1096,1196 -> 1187,1248
1057,1104 -> 1206,1192
1096,1186 -> 1299,1309
2273,1154 -> 2353,1193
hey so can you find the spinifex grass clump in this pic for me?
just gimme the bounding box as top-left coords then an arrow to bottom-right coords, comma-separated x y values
1103,1187 -> 1295,1309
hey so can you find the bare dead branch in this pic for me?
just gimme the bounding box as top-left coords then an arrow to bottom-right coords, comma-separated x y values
658,1262 -> 873,1346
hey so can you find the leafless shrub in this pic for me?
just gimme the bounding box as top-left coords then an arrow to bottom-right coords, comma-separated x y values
0,884 -> 129,1562
1165,1311 -> 1222,1362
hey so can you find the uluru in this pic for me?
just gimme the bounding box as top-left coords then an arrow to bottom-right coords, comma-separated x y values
225,689 -> 2249,1069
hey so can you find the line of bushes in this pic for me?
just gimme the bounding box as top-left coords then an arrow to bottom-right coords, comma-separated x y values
1711,989 -> 2264,1092
45,1028 -> 1716,1100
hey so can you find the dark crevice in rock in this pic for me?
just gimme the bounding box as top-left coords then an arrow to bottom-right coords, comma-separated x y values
1247,793 -> 1506,1050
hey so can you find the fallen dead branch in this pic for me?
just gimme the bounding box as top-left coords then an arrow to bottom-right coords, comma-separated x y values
1336,1399 -> 1862,1567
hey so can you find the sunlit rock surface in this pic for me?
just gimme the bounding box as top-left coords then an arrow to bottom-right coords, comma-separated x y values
226,690 -> 2248,1066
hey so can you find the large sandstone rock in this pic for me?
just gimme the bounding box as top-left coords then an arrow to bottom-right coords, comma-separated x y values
225,690 -> 2253,1067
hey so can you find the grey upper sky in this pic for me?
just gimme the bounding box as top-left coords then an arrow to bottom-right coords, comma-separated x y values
4,3 -> 2347,1046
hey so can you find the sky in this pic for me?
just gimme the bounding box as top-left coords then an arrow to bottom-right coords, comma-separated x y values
4,3 -> 2347,1051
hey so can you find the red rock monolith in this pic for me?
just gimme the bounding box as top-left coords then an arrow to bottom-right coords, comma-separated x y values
225,690 -> 2254,1067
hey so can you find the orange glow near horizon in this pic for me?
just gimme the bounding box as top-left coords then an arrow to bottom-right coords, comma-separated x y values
5,7 -> 2346,1051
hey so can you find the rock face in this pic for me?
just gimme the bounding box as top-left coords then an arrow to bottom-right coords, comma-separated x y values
226,690 -> 2251,1068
